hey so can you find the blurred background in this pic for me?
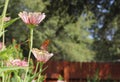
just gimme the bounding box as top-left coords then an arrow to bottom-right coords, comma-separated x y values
0,0 -> 120,62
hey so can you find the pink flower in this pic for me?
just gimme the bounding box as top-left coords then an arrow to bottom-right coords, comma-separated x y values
7,59 -> 28,67
3,17 -> 11,22
18,11 -> 46,26
32,48 -> 53,63
32,80 -> 36,82
57,80 -> 66,82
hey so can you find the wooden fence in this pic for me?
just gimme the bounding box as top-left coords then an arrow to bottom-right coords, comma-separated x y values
43,61 -> 120,82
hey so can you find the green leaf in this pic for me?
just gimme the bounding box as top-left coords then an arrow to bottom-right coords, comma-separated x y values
14,71 -> 23,82
0,66 -> 27,73
3,17 -> 19,28
28,66 -> 47,82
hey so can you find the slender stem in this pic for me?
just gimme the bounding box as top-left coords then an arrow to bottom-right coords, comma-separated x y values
24,28 -> 33,82
2,72 -> 4,82
39,62 -> 43,74
1,61 -> 4,82
34,62 -> 39,74
8,73 -> 10,82
37,62 -> 44,82
2,30 -> 5,49
1,0 -> 9,50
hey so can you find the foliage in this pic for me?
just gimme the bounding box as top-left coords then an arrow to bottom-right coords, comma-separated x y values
88,0 -> 120,61
1,0 -> 120,62
0,0 -> 97,62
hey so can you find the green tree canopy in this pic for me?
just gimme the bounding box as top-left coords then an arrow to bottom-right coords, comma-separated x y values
1,0 -> 120,62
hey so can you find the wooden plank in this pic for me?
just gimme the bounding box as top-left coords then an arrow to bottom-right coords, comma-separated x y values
43,61 -> 120,81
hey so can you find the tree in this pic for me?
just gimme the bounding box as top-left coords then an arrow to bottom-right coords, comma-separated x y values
0,0 -> 97,62
3,0 -> 120,62
88,0 -> 120,61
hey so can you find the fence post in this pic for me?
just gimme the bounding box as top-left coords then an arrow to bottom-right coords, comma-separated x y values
64,61 -> 69,82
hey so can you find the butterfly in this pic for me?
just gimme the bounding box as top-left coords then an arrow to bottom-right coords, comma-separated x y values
40,39 -> 50,50
32,39 -> 53,63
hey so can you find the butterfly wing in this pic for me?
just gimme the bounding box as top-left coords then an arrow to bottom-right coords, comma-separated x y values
40,40 -> 50,50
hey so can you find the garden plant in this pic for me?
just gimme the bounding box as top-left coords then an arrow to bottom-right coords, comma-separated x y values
0,0 -> 53,82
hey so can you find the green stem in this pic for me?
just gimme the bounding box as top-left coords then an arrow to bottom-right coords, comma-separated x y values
24,28 -> 33,82
1,61 -> 4,82
39,62 -> 43,74
37,62 -> 44,82
34,62 -> 39,74
7,73 -> 10,82
28,28 -> 33,67
1,0 -> 9,50
2,30 -> 5,49
2,73 -> 4,82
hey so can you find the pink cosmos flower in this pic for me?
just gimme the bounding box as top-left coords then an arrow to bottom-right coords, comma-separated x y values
7,59 -> 28,67
32,48 -> 53,63
57,80 -> 65,82
31,80 -> 35,82
18,11 -> 46,26
3,17 -> 11,22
